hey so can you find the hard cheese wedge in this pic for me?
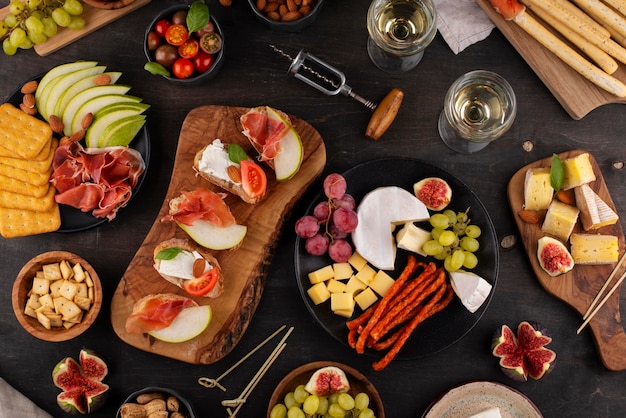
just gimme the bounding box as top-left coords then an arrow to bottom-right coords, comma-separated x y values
570,233 -> 619,265
523,167 -> 553,211
542,200 -> 579,241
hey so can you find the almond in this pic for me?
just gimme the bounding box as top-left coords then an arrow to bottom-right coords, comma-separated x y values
264,2 -> 279,12
93,74 -> 112,86
69,129 -> 85,143
282,10 -> 302,21
287,0 -> 298,12
20,80 -> 38,95
19,103 -> 37,115
48,115 -> 64,134
219,0 -> 232,6
518,209 -> 543,224
193,259 -> 206,278
256,0 -> 267,10
227,165 -> 242,183
22,93 -> 36,108
267,11 -> 281,21
81,112 -> 94,130
555,189 -> 575,205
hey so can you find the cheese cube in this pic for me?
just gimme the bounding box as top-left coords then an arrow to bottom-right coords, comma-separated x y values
523,167 -> 554,211
348,252 -> 368,271
574,184 -> 618,230
562,153 -> 596,190
308,265 -> 334,284
333,263 -> 353,280
331,293 -> 355,313
396,223 -> 431,256
369,270 -> 395,296
333,308 -> 354,318
345,276 -> 368,295
354,264 -> 376,285
354,288 -> 378,311
542,200 -> 579,241
570,233 -> 619,264
307,282 -> 331,305
326,279 -> 346,294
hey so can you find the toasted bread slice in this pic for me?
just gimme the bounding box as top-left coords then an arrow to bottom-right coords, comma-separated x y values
153,238 -> 224,298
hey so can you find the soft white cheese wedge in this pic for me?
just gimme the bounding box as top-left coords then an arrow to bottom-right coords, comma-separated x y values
352,186 -> 430,270
396,222 -> 431,256
468,407 -> 502,418
574,184 -> 619,230
449,270 -> 492,313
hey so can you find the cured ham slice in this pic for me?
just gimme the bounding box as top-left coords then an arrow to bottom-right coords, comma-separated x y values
162,187 -> 236,227
125,293 -> 197,334
50,142 -> 145,220
240,106 -> 290,161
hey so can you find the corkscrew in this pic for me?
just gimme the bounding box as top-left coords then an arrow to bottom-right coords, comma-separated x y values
270,45 -> 404,140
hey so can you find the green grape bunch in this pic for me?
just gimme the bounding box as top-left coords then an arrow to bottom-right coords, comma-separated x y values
1,0 -> 85,56
422,208 -> 482,273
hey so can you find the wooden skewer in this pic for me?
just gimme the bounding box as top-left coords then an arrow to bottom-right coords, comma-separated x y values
577,269 -> 626,334
582,252 -> 626,320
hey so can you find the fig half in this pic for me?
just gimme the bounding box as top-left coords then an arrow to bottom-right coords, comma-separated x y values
537,236 -> 574,276
413,177 -> 452,211
304,366 -> 350,396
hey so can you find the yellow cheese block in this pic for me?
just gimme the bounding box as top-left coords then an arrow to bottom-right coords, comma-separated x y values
574,184 -> 619,230
326,279 -> 347,294
345,276 -> 368,295
307,282 -> 331,305
368,269 -> 395,296
308,265 -> 335,284
354,264 -> 376,285
354,288 -> 378,311
562,153 -> 596,190
542,200 -> 580,241
333,262 -> 353,280
570,233 -> 619,264
348,252 -> 368,271
523,167 -> 554,211
331,293 -> 355,314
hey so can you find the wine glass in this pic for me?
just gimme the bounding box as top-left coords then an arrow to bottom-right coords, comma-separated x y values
366,0 -> 438,73
438,70 -> 517,154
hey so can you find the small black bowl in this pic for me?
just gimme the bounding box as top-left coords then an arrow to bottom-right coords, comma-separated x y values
144,4 -> 225,85
117,386 -> 196,418
247,0 -> 324,32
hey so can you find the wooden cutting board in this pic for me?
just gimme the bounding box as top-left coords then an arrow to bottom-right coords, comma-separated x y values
110,105 -> 326,364
508,150 -> 626,371
476,0 -> 626,119
0,0 -> 151,57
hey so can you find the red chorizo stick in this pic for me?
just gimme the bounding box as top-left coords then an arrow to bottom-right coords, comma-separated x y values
355,255 -> 419,354
346,300 -> 379,330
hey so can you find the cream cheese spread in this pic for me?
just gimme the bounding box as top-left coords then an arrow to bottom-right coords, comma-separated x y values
197,139 -> 239,183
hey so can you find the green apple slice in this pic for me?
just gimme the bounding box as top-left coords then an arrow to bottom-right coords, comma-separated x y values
62,85 -> 132,136
68,93 -> 141,137
85,103 -> 150,148
98,115 -> 147,148
42,66 -> 106,122
178,220 -> 247,250
54,71 -> 122,120
35,61 -> 98,120
265,107 -> 303,181
148,305 -> 212,343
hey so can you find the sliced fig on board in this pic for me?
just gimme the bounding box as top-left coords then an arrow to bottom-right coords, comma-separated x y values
537,236 -> 574,276
304,366 -> 350,396
413,177 -> 452,211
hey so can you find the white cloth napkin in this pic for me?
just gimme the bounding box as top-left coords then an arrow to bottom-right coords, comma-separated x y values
434,0 -> 496,54
0,378 -> 53,418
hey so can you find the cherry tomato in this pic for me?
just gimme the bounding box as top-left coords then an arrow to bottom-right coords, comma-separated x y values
147,31 -> 161,51
192,51 -> 214,73
154,44 -> 179,69
171,9 -> 187,25
183,268 -> 219,297
165,24 -> 188,46
172,57 -> 194,79
154,19 -> 171,38
178,38 -> 199,59
199,32 -> 222,54
241,160 -> 267,199
195,21 -> 215,38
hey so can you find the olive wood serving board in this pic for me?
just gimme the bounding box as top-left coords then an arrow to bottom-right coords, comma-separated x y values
508,150 -> 626,371
476,0 -> 626,120
110,105 -> 326,364
0,0 -> 151,57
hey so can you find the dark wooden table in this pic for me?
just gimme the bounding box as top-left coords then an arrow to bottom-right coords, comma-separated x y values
2,1 -> 626,417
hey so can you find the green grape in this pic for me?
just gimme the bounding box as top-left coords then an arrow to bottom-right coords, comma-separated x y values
433,245 -> 451,260
27,29 -> 47,45
465,224 -> 482,238
443,209 -> 457,224
317,396 -> 329,414
42,17 -> 58,37
270,404 -> 287,418
27,0 -> 42,9
25,16 -> 45,35
0,22 -> 7,38
284,392 -> 299,409
2,38 -> 18,55
9,27 -> 26,48
4,14 -> 18,28
9,0 -> 25,15
328,403 -> 346,418
358,407 -> 376,418
429,213 -> 450,229
287,406 -> 305,418
463,251 -> 478,269
444,250 -> 465,272
64,0 -> 84,16
52,8 -> 71,27
460,236 -> 480,252
423,239 -> 443,256
430,227 -> 444,241
337,393 -> 355,410
18,37 -> 33,49
303,395 -> 320,415
457,210 -> 469,224
438,230 -> 456,247
68,16 -> 85,30
328,393 -> 340,405
293,385 -> 309,404
354,392 -> 370,410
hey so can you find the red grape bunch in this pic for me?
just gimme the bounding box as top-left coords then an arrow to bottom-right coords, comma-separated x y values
295,173 -> 358,262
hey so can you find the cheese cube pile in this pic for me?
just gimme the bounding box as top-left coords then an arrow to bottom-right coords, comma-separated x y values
307,252 -> 395,318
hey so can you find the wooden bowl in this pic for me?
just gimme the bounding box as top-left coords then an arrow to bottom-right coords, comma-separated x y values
83,0 -> 136,9
12,251 -> 102,342
267,361 -> 385,418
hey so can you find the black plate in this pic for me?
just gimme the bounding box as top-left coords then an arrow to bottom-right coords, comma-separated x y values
294,157 -> 499,359
5,74 -> 150,233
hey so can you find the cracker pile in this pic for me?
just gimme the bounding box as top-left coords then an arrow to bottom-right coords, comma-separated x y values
0,103 -> 60,238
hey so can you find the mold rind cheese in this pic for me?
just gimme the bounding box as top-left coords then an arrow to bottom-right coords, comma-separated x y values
523,167 -> 554,211
541,200 -> 580,241
574,184 -> 619,230
562,153 -> 596,190
570,233 -> 619,265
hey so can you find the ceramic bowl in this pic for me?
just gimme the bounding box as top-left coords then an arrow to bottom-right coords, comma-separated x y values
117,386 -> 196,418
247,0 -> 324,32
144,5 -> 225,85
267,361 -> 385,417
12,251 -> 102,342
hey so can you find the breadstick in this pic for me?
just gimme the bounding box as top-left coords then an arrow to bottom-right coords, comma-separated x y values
571,0 -> 626,39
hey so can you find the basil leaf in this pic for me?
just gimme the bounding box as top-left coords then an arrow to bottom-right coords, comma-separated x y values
144,62 -> 170,77
187,1 -> 210,34
228,143 -> 249,164
550,154 -> 564,193
155,247 -> 183,260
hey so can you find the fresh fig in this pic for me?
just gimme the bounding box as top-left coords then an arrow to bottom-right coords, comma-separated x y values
537,236 -> 574,276
492,321 -> 556,381
413,177 -> 452,211
304,366 -> 350,396
52,350 -> 109,414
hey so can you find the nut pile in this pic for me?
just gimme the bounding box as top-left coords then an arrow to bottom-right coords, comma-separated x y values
255,0 -> 316,22
120,391 -> 188,418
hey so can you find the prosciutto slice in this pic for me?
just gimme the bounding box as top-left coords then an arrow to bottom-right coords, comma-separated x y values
50,142 -> 145,221
162,187 -> 236,227
125,293 -> 197,334
240,106 -> 289,161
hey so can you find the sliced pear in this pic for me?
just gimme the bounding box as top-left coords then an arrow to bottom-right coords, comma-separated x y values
42,66 -> 106,121
148,305 -> 212,343
178,220 -> 247,250
55,71 -> 122,120
35,61 -> 98,120
69,93 -> 141,136
265,107 -> 303,181
62,85 -> 132,136
85,103 -> 150,148
98,115 -> 147,148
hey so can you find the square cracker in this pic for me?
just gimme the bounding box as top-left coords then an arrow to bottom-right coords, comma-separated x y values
0,184 -> 56,212
0,103 -> 52,160
0,202 -> 60,238
0,138 -> 57,172
0,162 -> 52,186
0,173 -> 49,197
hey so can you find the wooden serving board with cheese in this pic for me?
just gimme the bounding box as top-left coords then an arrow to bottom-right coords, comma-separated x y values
476,0 -> 626,120
0,0 -> 151,57
110,105 -> 326,364
508,150 -> 626,371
